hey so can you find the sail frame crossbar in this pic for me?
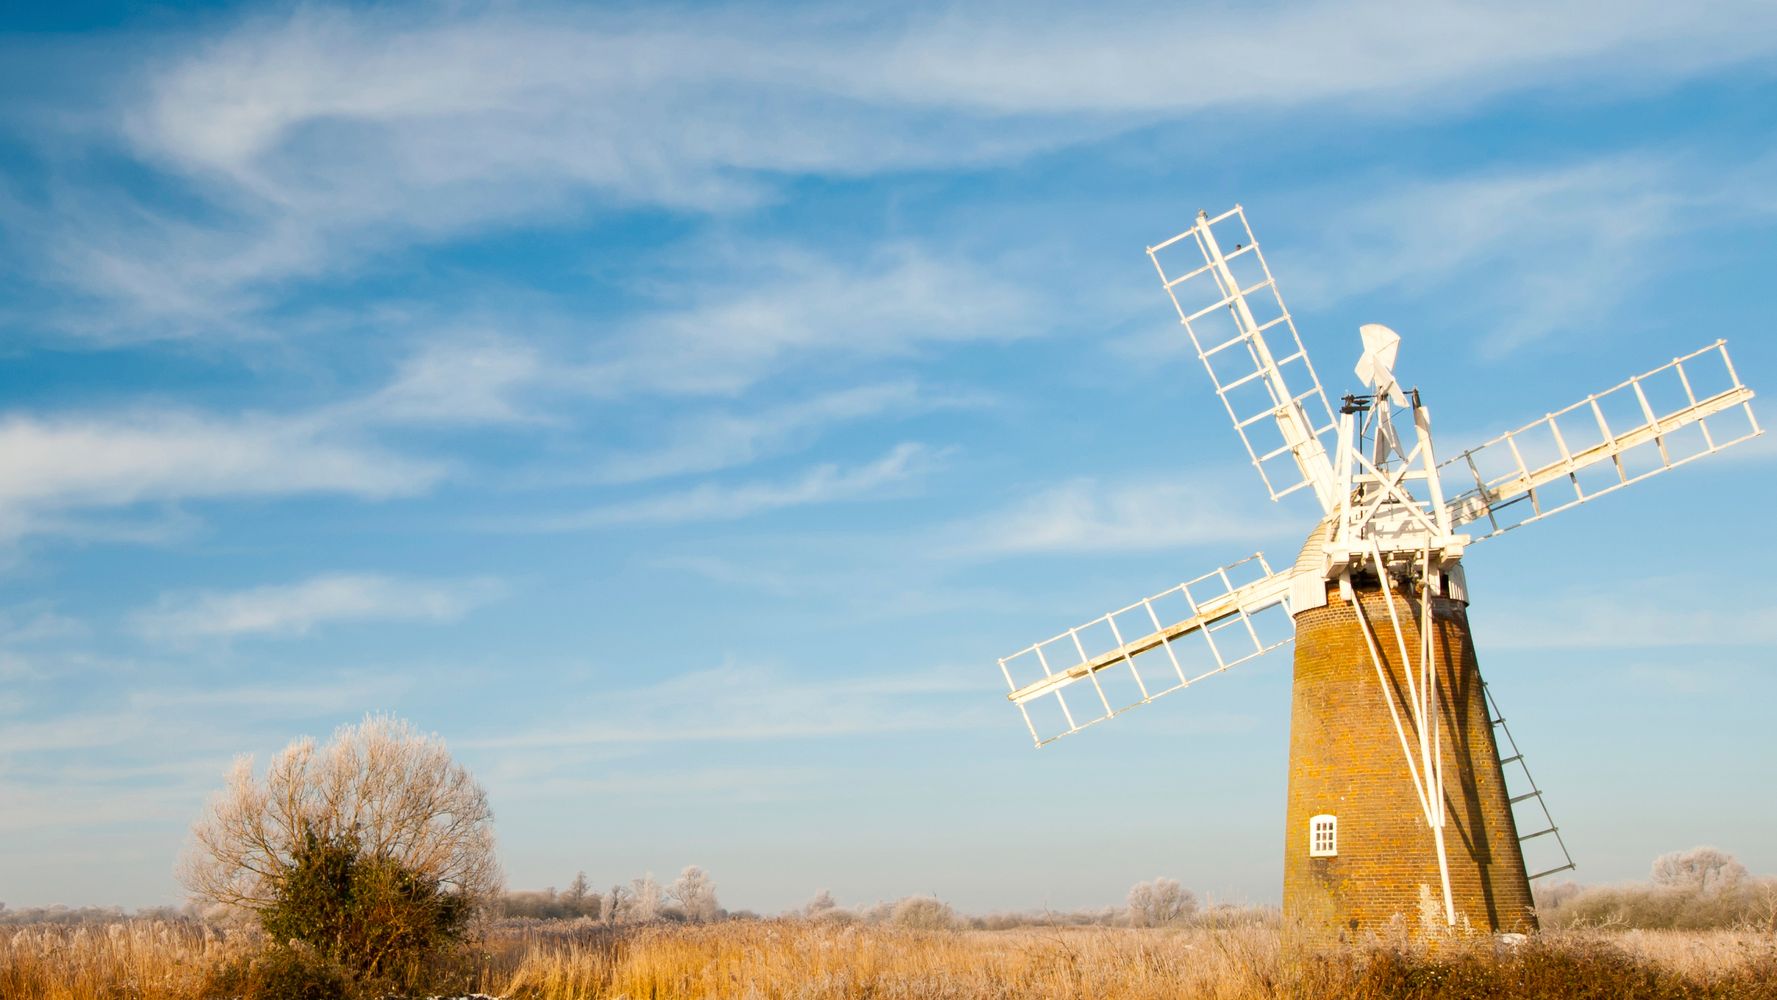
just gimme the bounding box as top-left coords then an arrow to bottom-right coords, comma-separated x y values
999,554 -> 1295,747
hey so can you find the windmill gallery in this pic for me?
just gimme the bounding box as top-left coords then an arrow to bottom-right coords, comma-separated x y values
994,206 -> 1762,938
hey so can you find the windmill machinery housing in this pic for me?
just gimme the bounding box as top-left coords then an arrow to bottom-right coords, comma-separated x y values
995,206 -> 1761,937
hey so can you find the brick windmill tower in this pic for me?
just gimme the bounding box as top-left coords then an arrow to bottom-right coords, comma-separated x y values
994,206 -> 1761,936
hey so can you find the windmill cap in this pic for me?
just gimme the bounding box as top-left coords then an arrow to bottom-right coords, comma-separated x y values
1355,323 -> 1408,405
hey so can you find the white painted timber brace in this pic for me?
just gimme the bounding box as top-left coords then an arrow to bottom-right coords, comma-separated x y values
1351,538 -> 1456,927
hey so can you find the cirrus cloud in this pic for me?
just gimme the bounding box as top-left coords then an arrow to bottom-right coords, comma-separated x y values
132,573 -> 503,641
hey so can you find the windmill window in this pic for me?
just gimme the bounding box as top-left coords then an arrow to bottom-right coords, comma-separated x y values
1309,814 -> 1337,857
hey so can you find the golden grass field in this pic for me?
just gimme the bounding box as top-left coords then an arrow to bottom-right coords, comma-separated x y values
5,918 -> 1777,999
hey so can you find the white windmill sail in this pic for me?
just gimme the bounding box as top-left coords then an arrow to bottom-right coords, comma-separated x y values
1442,341 -> 1760,540
1148,206 -> 1340,511
999,554 -> 1297,747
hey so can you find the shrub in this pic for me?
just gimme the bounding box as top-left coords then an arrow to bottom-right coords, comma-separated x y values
1537,847 -> 1777,931
1651,846 -> 1748,895
502,881 -> 603,920
801,889 -> 839,919
889,895 -> 957,930
257,826 -> 471,979
1347,937 -> 1777,1000
203,944 -> 354,1000
1127,877 -> 1198,927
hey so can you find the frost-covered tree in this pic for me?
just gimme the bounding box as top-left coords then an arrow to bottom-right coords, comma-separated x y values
802,889 -> 838,918
1651,847 -> 1748,896
627,874 -> 664,922
180,714 -> 498,913
670,865 -> 720,923
178,714 -> 498,976
600,885 -> 626,924
1127,877 -> 1197,927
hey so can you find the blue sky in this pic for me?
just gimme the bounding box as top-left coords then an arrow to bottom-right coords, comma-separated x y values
1,1 -> 1775,914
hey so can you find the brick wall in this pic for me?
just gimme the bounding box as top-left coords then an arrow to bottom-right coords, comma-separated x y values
1282,581 -> 1535,938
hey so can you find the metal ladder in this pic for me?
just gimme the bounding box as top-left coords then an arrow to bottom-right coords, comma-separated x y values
1484,682 -> 1576,881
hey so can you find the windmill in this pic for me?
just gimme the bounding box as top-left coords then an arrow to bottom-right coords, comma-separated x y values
995,205 -> 1761,936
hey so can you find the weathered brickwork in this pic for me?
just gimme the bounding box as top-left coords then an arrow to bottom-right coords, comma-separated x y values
1283,583 -> 1535,938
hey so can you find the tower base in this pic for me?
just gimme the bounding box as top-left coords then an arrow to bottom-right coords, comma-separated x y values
1282,583 -> 1535,939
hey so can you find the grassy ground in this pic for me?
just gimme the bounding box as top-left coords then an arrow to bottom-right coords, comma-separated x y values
4,918 -> 1776,999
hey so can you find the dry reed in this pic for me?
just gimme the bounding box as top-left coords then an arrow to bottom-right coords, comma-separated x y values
0,920 -> 253,1000
5,917 -> 1775,999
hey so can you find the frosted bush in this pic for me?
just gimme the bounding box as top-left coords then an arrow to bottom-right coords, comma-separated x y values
670,865 -> 720,923
889,896 -> 957,930
1127,877 -> 1198,927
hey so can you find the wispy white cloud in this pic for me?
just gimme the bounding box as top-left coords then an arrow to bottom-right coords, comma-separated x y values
0,672 -> 407,757
0,313 -> 972,550
132,573 -> 503,640
0,409 -> 443,543
1292,159 -> 1680,355
1625,662 -> 1734,696
646,553 -> 807,595
0,326 -> 597,549
125,675 -> 408,712
0,602 -> 86,644
0,647 -> 136,683
493,765 -> 830,805
589,381 -> 978,485
464,661 -> 989,749
0,778 -> 208,833
0,675 -> 410,841
1279,153 -> 1777,356
576,245 -> 1035,399
1482,580 -> 1777,651
324,246 -> 1027,437
954,475 -> 1292,556
864,2 -> 1777,114
347,336 -> 547,427
19,1 -> 1775,334
0,708 -> 149,755
128,2 -> 1777,183
517,442 -> 936,530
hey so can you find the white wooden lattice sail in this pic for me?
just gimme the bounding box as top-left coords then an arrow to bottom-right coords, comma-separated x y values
1442,341 -> 1759,540
999,555 -> 1295,746
1147,206 -> 1340,511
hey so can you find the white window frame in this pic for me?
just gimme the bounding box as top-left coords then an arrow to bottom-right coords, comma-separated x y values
1309,813 -> 1337,857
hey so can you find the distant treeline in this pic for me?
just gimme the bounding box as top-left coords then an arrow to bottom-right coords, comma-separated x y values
8,846 -> 1770,932
0,904 -> 193,926
497,866 -> 722,923
496,875 -> 1269,930
1535,846 -> 1777,930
